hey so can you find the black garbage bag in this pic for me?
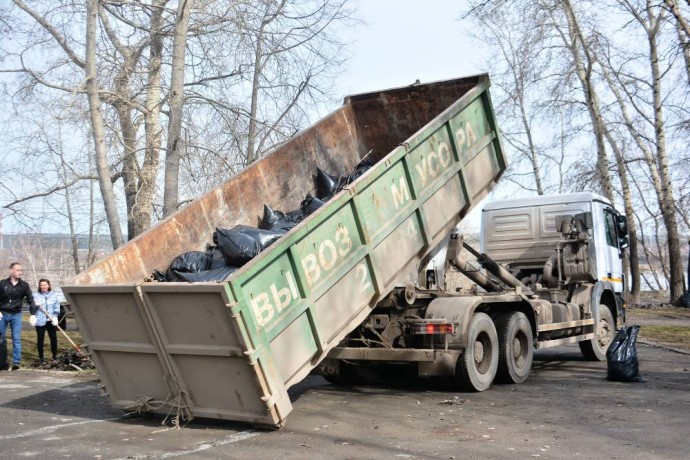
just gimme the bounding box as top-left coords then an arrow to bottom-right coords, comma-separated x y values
355,157 -> 375,173
606,325 -> 643,382
300,194 -> 326,217
151,270 -> 171,282
169,251 -> 212,274
316,167 -> 339,199
260,205 -> 298,233
233,225 -> 283,250
206,247 -> 228,269
215,227 -> 262,266
173,266 -> 239,282
316,158 -> 375,200
682,291 -> 690,308
286,208 -> 304,224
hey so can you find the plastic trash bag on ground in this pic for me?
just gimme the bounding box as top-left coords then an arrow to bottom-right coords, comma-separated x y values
681,291 -> 690,308
606,325 -> 643,382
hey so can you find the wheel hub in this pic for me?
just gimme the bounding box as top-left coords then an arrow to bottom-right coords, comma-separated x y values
512,337 -> 522,358
598,318 -> 611,347
474,340 -> 485,363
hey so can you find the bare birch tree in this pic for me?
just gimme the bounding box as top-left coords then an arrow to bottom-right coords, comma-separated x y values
162,0 -> 193,217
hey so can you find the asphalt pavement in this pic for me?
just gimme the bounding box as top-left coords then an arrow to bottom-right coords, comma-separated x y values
0,343 -> 688,459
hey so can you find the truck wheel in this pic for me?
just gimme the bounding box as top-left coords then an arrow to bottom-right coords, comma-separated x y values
579,305 -> 614,361
495,312 -> 533,384
455,313 -> 498,391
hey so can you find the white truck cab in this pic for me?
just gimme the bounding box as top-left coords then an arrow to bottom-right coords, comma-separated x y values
481,192 -> 629,294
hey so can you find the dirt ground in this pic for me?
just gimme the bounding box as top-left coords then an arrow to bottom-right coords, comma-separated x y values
0,292 -> 688,459
0,343 -> 688,459
0,346 -> 688,458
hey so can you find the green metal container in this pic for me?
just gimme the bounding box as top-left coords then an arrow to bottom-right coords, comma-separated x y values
63,74 -> 506,428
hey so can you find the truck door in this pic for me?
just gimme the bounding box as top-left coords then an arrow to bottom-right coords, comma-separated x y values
599,206 -> 625,293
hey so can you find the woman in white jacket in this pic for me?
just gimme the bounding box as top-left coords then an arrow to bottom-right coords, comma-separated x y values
33,279 -> 60,362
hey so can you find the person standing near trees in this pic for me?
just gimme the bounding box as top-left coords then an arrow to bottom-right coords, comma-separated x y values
0,262 -> 38,370
33,279 -> 60,363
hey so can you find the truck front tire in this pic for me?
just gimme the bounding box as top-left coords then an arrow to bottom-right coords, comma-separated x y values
495,312 -> 533,384
579,304 -> 614,361
455,312 -> 498,391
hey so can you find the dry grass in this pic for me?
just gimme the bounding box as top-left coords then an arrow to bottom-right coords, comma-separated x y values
627,307 -> 690,318
638,325 -> 690,351
0,313 -> 85,365
20,328 -> 84,363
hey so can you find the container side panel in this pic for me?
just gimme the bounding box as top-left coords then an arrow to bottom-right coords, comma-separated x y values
290,203 -> 364,293
371,215 -> 426,287
422,175 -> 466,240
138,284 -> 284,426
356,162 -> 415,243
268,314 -> 318,382
407,128 -> 455,196
63,289 -> 171,408
311,260 -> 377,345
169,355 -> 273,422
241,252 -> 303,331
448,98 -> 492,166
96,352 -> 170,407
463,143 -> 501,200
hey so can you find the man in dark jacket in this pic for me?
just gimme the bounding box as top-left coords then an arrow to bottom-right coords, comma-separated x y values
0,262 -> 37,370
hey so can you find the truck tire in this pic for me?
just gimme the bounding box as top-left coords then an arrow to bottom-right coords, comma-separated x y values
579,304 -> 614,361
495,312 -> 533,384
455,312 -> 498,391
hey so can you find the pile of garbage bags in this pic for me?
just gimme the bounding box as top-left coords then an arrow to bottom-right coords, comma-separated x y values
152,158 -> 373,283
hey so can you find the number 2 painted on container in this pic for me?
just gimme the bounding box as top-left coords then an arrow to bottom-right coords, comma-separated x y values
355,262 -> 372,292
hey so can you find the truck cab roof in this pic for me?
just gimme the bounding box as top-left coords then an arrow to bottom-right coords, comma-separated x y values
482,192 -> 611,212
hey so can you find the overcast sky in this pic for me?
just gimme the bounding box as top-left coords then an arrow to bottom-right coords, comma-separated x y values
333,1 -> 489,230
334,1 -> 483,97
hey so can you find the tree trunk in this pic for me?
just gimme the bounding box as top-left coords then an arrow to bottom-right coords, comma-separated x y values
647,9 -> 685,302
85,0 -> 124,249
603,130 -> 641,302
560,0 -> 615,203
112,64 -> 139,240
246,1 -> 287,166
516,79 -> 544,194
139,0 -> 166,233
665,0 -> 690,83
163,0 -> 193,217
61,158 -> 80,275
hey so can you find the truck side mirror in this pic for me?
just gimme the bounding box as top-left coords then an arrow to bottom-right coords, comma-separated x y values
615,214 -> 628,236
615,215 -> 630,250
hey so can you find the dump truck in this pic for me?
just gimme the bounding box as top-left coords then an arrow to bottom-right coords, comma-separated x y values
320,192 -> 629,391
62,74 -> 507,428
